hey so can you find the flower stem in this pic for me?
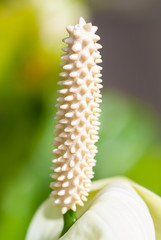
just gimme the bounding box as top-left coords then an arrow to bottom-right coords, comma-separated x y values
60,210 -> 77,237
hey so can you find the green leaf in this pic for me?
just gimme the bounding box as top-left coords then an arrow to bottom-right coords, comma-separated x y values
95,91 -> 159,179
127,143 -> 161,195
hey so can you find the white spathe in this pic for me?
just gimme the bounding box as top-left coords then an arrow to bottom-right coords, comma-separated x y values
26,177 -> 161,240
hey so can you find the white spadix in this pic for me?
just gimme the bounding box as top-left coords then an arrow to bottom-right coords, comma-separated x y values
50,17 -> 102,214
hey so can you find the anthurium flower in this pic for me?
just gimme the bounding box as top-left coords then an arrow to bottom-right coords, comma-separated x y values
26,177 -> 161,240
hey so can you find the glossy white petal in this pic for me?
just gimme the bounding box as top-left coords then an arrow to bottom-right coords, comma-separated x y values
26,178 -> 161,240
60,182 -> 155,240
90,177 -> 161,239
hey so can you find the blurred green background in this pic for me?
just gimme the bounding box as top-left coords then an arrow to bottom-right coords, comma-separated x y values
0,0 -> 161,239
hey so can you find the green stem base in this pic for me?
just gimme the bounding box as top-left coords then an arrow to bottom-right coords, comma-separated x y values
60,210 -> 77,237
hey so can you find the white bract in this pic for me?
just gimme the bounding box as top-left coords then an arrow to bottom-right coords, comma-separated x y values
26,177 -> 161,240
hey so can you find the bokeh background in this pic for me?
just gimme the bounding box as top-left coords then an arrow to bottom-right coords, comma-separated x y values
0,0 -> 161,239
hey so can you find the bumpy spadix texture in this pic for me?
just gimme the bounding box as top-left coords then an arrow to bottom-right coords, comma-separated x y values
50,17 -> 102,214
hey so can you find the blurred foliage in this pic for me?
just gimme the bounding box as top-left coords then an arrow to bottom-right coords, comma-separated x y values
0,6 -> 59,181
0,0 -> 89,239
127,143 -> 161,195
95,91 -> 161,193
0,1 -> 161,240
0,5 -> 59,239
95,92 -> 160,179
